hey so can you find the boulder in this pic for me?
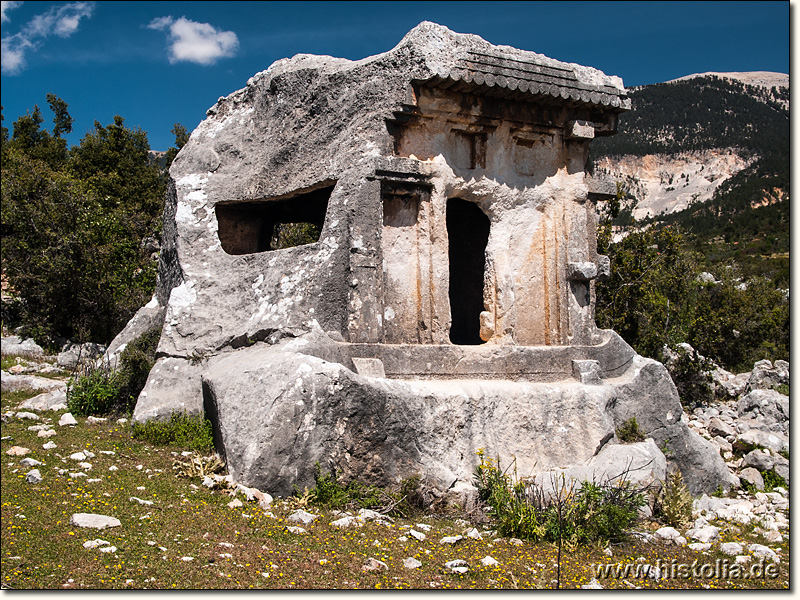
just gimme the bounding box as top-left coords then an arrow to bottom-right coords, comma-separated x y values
57,342 -> 106,369
707,417 -> 736,438
131,357 -> 204,423
685,525 -> 720,544
718,373 -> 750,399
0,336 -> 44,357
720,542 -> 743,556
739,467 -> 764,491
59,413 -> 78,427
1,372 -> 66,394
17,389 -> 68,412
772,454 -> 789,485
742,449 -> 774,472
737,390 -> 788,435
608,357 -> 736,495
25,469 -> 43,484
530,439 -> 667,497
735,429 -> 789,454
745,360 -> 787,393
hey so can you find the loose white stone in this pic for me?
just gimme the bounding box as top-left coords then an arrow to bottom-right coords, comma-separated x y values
720,542 -> 743,556
285,526 -> 307,535
362,557 -> 388,572
439,535 -> 463,545
403,557 -> 422,569
59,413 -> 78,426
130,497 -> 154,506
287,509 -> 317,524
70,513 -> 121,529
480,556 -> 499,567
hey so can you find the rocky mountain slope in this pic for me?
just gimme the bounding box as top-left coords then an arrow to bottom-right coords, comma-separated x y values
591,71 -> 788,223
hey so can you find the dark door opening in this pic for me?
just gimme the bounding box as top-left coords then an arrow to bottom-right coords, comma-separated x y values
446,198 -> 490,345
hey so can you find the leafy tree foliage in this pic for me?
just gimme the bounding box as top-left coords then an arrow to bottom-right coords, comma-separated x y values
591,75 -> 789,284
164,122 -> 189,169
596,225 -> 789,374
1,98 -> 164,345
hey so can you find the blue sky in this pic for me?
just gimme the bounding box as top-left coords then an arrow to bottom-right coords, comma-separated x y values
1,1 -> 791,151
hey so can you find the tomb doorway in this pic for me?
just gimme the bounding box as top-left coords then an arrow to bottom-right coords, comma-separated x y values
446,198 -> 490,345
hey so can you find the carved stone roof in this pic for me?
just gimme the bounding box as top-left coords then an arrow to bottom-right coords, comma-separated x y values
423,50 -> 630,111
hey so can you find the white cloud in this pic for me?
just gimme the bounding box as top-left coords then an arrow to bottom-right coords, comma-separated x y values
1,32 -> 31,72
1,1 -> 95,74
1,1 -> 24,24
148,15 -> 238,65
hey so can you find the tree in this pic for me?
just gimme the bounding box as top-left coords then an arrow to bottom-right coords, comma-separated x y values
164,122 -> 189,169
47,93 -> 73,138
1,102 -> 166,345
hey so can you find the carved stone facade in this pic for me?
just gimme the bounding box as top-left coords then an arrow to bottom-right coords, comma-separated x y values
115,23 -> 736,497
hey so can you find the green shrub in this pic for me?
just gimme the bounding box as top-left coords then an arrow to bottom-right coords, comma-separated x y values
762,470 -> 787,493
67,361 -> 121,416
616,417 -> 645,443
131,411 -> 214,452
774,384 -> 789,396
653,470 -> 693,527
474,450 -> 645,547
665,345 -> 714,408
303,463 -> 387,511
65,328 -> 161,416
115,326 -> 161,412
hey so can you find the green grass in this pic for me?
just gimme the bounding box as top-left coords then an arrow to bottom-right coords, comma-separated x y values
1,391 -> 790,590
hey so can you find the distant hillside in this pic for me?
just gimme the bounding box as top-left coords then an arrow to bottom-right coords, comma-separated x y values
590,73 -> 789,282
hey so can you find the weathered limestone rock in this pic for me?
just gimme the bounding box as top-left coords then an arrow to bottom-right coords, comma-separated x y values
57,342 -> 105,369
0,336 -> 44,357
133,357 -> 205,422
737,389 -> 788,435
530,439 -> 667,496
70,513 -> 121,529
126,22 -> 733,497
17,389 -> 68,412
738,467 -> 764,491
1,372 -> 66,394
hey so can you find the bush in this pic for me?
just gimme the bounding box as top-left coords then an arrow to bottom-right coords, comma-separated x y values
65,328 -> 160,416
67,361 -> 121,416
653,470 -> 693,528
616,417 -> 645,443
131,411 -> 214,452
664,345 -> 715,408
762,470 -> 788,493
596,225 -> 789,374
474,450 -> 646,547
115,327 -> 161,412
303,463 -> 392,512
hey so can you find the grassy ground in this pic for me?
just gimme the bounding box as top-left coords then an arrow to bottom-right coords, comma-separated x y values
1,386 -> 789,590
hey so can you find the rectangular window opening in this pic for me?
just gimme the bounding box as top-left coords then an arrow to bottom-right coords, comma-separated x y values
216,183 -> 334,255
